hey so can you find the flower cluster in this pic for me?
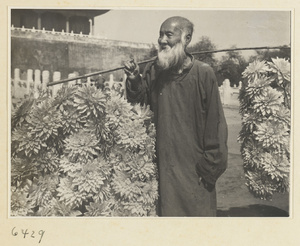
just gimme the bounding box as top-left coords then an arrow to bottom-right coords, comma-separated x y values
11,84 -> 158,216
239,58 -> 290,200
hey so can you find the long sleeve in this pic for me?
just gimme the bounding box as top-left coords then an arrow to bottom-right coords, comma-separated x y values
196,67 -> 228,190
126,75 -> 146,104
126,61 -> 156,106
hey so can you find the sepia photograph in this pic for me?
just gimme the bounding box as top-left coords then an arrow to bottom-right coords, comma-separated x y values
9,8 -> 291,218
2,1 -> 300,245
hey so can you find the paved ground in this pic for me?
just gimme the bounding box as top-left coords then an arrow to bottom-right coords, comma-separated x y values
216,106 -> 290,217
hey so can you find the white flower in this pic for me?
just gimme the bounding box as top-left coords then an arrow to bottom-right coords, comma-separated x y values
245,75 -> 273,99
253,87 -> 284,116
242,60 -> 269,80
268,57 -> 290,82
254,120 -> 289,149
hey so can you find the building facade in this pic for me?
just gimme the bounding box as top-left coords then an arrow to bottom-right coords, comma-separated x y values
11,9 -> 109,35
11,9 -> 154,83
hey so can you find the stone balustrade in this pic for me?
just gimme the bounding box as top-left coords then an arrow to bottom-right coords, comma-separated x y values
11,68 -> 241,107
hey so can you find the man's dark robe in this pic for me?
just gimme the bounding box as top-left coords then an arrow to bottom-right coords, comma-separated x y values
126,56 -> 228,216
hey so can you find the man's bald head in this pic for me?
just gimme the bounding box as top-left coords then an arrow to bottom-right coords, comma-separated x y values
161,16 -> 194,37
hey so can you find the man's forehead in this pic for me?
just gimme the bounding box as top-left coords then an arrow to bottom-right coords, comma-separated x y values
160,20 -> 182,33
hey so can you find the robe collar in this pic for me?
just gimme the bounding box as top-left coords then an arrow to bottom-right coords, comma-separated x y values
169,53 -> 194,75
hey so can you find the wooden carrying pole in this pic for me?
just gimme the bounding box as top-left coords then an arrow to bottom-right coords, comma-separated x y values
47,45 -> 290,87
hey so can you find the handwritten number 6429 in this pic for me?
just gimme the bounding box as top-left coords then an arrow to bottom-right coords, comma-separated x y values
12,227 -> 45,243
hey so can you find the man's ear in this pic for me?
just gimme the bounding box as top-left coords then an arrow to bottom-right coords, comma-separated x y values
185,34 -> 192,45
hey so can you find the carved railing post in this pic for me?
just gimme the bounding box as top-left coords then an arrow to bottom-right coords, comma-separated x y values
68,73 -> 76,86
52,71 -> 61,96
26,69 -> 33,95
13,68 -> 21,98
42,70 -> 50,91
34,69 -> 41,98
223,79 -> 231,105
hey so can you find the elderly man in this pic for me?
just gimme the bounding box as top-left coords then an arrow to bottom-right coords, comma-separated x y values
124,16 -> 228,217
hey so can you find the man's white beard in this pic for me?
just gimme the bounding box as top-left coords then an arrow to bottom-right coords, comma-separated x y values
157,42 -> 186,71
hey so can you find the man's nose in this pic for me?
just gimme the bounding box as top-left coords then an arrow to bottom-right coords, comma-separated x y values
158,35 -> 168,44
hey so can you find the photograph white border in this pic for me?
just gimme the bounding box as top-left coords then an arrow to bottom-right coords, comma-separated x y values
1,1 -> 299,245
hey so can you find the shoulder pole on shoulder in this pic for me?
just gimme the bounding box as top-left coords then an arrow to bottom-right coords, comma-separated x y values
47,45 -> 290,87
